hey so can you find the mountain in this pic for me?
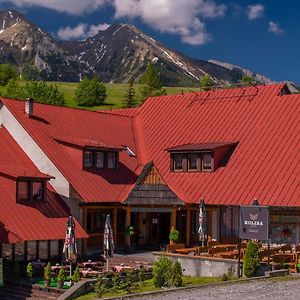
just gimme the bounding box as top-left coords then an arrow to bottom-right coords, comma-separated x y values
0,9 -> 273,85
0,9 -> 81,81
208,59 -> 273,85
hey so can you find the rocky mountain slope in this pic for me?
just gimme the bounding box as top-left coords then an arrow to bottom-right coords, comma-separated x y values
0,9 -> 273,85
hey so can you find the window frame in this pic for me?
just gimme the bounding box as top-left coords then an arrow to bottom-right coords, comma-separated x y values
173,154 -> 184,172
188,153 -> 198,171
17,179 -> 46,202
95,151 -> 105,169
107,152 -> 117,169
83,149 -> 94,169
201,152 -> 212,171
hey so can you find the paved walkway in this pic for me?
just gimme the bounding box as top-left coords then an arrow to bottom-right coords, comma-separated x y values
133,277 -> 300,300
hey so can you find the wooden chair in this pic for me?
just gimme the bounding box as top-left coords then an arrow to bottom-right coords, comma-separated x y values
281,244 -> 292,253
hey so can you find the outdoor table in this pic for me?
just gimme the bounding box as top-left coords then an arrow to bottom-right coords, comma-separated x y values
81,269 -> 101,277
112,265 -> 132,272
83,261 -> 98,269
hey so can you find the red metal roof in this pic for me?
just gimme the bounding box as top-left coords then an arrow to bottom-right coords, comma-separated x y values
0,165 -> 55,180
54,136 -> 124,150
98,108 -> 139,118
1,83 -> 299,207
134,84 -> 300,206
166,142 -> 237,152
0,128 -> 87,243
0,98 -> 139,203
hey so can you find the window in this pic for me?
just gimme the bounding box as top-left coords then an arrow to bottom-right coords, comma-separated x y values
83,149 -> 118,170
83,150 -> 93,168
17,180 -> 45,202
171,152 -> 213,173
188,154 -> 198,171
96,151 -> 104,169
32,182 -> 43,200
18,181 -> 29,201
173,154 -> 183,171
108,152 -> 116,169
202,153 -> 212,171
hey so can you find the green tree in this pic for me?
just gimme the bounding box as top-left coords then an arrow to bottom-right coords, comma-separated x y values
241,75 -> 253,83
243,241 -> 260,277
3,79 -> 26,99
122,78 -> 137,108
0,64 -> 17,86
169,260 -> 183,287
74,77 -> 106,106
25,81 -> 65,106
138,63 -> 166,103
71,266 -> 81,283
200,75 -> 213,91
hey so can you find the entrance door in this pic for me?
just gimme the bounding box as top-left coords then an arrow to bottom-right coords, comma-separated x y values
149,212 -> 170,247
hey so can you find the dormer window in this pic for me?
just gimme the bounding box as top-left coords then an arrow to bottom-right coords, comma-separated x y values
83,148 -> 118,171
167,142 -> 238,173
17,180 -> 45,202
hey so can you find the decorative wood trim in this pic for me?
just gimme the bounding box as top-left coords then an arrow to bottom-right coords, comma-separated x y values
141,165 -> 166,185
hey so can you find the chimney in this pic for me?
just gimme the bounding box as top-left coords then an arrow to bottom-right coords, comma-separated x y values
25,98 -> 34,117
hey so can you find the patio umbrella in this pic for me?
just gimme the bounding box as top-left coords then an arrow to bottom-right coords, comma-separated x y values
63,215 -> 77,284
198,198 -> 207,247
103,214 -> 114,272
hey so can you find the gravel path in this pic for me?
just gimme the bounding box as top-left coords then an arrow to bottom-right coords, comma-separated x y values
131,277 -> 300,300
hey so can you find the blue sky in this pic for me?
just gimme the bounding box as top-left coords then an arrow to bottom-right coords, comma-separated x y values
0,0 -> 298,83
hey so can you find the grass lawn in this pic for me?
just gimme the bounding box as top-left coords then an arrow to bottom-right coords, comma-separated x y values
1,81 -> 197,111
53,82 -> 197,111
75,276 -> 223,300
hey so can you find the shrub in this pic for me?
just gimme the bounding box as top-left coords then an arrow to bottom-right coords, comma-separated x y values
125,225 -> 135,236
26,262 -> 33,279
44,262 -> 52,281
170,260 -> 183,287
243,241 -> 260,277
57,267 -> 65,282
72,266 -> 81,283
94,276 -> 107,298
138,267 -> 146,285
169,228 -> 179,243
153,256 -> 173,288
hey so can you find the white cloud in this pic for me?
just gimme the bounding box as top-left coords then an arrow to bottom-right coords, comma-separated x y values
113,0 -> 226,45
3,0 -> 227,45
268,21 -> 284,35
1,0 -> 109,15
57,23 -> 110,40
247,4 -> 264,20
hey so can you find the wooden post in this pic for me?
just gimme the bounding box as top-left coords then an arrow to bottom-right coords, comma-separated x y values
171,208 -> 177,230
113,208 -> 118,246
186,208 -> 191,247
125,207 -> 131,246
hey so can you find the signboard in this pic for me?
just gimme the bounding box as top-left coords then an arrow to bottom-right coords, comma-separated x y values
239,205 -> 269,240
0,258 -> 3,287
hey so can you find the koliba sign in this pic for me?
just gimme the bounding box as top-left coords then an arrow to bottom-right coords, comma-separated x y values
239,205 -> 269,240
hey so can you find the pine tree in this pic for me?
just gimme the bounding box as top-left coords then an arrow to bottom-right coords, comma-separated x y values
138,63 -> 166,103
122,78 -> 137,108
